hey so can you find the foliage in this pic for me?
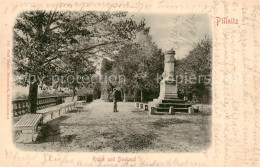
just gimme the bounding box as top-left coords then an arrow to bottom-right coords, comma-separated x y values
13,11 -> 147,112
175,36 -> 212,104
93,82 -> 101,99
13,11 -> 141,88
112,30 -> 164,101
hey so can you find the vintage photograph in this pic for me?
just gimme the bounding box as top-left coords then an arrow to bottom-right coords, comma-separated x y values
12,11 -> 212,152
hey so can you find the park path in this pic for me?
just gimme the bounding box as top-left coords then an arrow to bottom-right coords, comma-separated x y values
55,100 -> 157,152
16,100 -> 211,152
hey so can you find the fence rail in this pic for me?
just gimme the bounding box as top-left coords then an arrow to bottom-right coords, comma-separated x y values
12,95 -> 93,117
12,96 -> 67,117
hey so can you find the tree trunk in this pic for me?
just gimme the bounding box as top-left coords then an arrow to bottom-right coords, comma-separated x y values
141,90 -> 143,102
28,81 -> 38,113
72,88 -> 76,101
134,89 -> 136,102
123,90 -> 126,102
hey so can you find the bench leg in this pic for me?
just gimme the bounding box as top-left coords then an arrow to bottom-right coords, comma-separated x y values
32,129 -> 34,141
14,130 -> 21,141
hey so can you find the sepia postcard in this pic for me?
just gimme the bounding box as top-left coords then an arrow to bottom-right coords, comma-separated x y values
0,0 -> 260,166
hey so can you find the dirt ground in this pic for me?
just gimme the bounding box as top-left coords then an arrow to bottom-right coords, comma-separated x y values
15,100 -> 211,152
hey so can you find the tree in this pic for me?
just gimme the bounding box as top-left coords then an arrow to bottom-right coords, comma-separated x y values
53,52 -> 95,100
133,32 -> 164,102
112,30 -> 164,102
13,11 -> 83,113
113,43 -> 140,101
13,11 -> 147,113
93,82 -> 101,99
175,36 -> 212,103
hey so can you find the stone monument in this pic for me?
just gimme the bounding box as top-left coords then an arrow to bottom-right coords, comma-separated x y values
148,49 -> 192,115
158,49 -> 178,99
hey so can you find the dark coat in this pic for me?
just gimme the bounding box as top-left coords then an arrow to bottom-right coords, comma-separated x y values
113,90 -> 121,101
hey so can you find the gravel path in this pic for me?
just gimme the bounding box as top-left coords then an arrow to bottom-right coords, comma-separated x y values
16,100 -> 211,152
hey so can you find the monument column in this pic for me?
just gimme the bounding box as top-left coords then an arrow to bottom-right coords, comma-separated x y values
159,49 -> 178,99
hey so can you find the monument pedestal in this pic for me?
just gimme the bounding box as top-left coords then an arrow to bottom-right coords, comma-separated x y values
159,79 -> 178,99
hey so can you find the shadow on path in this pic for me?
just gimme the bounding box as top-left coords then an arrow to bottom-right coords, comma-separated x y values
35,116 -> 76,146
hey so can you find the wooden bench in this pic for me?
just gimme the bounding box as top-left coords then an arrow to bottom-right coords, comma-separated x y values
14,114 -> 43,141
37,102 -> 76,123
14,103 -> 76,142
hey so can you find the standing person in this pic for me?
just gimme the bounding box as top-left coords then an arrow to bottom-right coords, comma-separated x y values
112,88 -> 118,112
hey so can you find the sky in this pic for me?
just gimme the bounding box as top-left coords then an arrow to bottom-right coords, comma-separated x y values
131,13 -> 211,59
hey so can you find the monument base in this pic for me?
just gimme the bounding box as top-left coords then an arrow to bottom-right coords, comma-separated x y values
148,80 -> 191,114
148,97 -> 192,115
158,79 -> 178,99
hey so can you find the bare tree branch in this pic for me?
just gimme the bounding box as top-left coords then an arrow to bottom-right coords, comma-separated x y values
75,41 -> 121,53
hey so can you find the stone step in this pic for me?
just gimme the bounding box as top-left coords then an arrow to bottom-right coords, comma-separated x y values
156,107 -> 189,112
162,99 -> 185,103
152,111 -> 190,115
173,108 -> 189,112
158,103 -> 191,108
163,96 -> 179,99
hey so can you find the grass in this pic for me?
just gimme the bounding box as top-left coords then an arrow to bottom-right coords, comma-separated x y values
15,101 -> 211,152
113,132 -> 157,152
152,118 -> 193,128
